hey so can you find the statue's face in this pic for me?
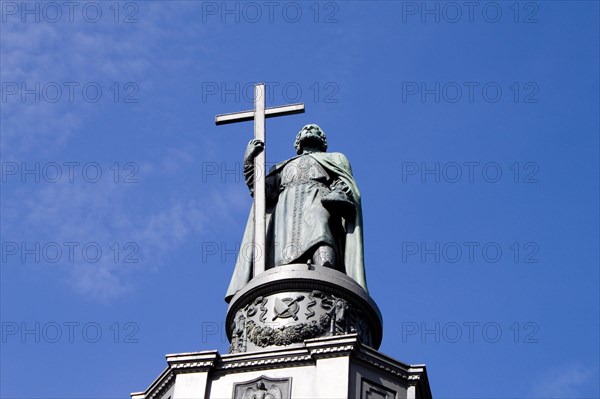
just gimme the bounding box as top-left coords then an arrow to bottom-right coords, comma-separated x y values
296,124 -> 327,153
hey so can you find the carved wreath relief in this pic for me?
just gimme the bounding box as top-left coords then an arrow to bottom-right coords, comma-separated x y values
229,291 -> 372,353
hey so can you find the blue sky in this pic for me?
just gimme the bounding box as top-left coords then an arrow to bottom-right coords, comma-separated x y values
1,1 -> 598,398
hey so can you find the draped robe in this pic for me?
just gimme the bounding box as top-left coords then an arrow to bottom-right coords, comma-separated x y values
225,151 -> 367,303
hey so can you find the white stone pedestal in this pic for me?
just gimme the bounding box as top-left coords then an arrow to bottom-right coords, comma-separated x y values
131,334 -> 432,399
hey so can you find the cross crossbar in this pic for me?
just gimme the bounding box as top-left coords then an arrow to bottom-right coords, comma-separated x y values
215,103 -> 305,125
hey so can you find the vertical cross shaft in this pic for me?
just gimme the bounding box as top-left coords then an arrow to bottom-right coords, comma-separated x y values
253,84 -> 266,275
215,83 -> 305,280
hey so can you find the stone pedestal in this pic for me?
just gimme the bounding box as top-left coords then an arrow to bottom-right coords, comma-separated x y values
132,267 -> 431,399
226,264 -> 382,353
130,334 -> 432,399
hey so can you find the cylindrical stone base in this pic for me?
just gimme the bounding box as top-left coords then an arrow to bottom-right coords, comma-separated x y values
225,264 -> 383,353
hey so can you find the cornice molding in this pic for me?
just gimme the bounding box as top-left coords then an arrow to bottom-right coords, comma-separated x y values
131,335 -> 430,399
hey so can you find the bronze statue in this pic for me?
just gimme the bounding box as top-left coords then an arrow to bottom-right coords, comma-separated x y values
225,124 -> 367,302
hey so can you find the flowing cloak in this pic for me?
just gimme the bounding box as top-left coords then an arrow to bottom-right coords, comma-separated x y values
225,152 -> 367,303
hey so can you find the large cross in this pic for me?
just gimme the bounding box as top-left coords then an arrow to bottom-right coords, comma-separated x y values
215,83 -> 305,277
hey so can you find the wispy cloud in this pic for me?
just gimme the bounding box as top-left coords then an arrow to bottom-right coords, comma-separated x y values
4,173 -> 244,302
531,363 -> 596,398
1,2 -> 220,301
1,2 -> 207,158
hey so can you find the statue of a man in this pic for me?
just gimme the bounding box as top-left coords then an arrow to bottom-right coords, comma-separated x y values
250,382 -> 276,399
225,124 -> 367,302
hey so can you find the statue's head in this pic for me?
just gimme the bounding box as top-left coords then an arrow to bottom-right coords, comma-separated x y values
256,382 -> 266,390
294,124 -> 327,154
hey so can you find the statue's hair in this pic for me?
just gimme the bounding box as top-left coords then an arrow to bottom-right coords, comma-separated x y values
294,124 -> 327,154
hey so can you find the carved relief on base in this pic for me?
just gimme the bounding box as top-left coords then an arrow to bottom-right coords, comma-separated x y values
232,376 -> 291,399
229,290 -> 372,353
